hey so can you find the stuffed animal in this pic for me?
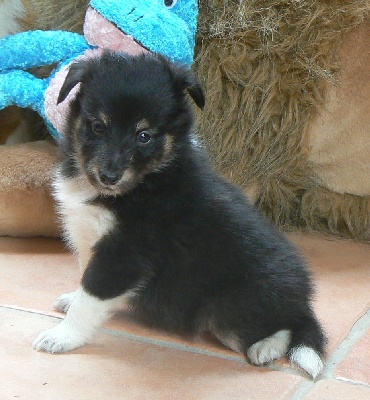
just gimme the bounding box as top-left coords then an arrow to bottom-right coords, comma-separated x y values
0,0 -> 198,139
196,0 -> 370,242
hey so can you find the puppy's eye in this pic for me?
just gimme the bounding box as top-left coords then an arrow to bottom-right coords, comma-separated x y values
91,121 -> 105,134
137,131 -> 152,145
164,0 -> 177,9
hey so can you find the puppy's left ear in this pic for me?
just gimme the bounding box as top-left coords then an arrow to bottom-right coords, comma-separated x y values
57,61 -> 87,104
165,57 -> 205,110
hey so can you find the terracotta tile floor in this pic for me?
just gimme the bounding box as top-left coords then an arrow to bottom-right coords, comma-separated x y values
0,232 -> 369,399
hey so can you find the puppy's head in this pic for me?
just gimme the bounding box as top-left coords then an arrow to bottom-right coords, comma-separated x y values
59,52 -> 204,196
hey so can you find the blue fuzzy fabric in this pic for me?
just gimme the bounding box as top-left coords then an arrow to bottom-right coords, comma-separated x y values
90,0 -> 198,65
0,0 -> 199,139
0,70 -> 47,111
0,32 -> 90,71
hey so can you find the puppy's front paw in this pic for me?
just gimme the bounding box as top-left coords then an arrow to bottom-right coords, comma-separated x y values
53,290 -> 77,313
32,322 -> 87,353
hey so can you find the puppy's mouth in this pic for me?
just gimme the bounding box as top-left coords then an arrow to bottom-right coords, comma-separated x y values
84,7 -> 150,56
88,168 -> 141,197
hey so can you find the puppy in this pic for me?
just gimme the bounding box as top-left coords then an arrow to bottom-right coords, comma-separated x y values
33,52 -> 326,379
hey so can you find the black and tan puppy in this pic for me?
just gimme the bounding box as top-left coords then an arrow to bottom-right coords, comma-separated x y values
33,52 -> 326,378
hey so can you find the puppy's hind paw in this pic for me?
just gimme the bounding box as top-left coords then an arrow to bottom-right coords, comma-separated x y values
247,330 -> 291,365
53,290 -> 77,313
32,322 -> 87,354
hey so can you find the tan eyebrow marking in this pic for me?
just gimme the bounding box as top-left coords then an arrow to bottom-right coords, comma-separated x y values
136,119 -> 150,131
97,111 -> 110,126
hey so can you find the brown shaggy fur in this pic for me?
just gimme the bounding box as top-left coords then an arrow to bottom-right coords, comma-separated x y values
195,0 -> 370,241
21,0 -> 88,32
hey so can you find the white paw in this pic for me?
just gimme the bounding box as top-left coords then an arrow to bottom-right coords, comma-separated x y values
32,321 -> 87,353
289,346 -> 324,379
53,291 -> 77,313
247,329 -> 291,365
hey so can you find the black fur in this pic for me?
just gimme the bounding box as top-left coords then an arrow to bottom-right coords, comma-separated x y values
59,52 -> 326,369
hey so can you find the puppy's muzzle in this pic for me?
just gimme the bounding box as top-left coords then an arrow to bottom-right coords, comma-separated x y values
98,170 -> 120,186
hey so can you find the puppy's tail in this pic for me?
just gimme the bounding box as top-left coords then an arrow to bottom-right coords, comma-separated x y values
288,316 -> 326,379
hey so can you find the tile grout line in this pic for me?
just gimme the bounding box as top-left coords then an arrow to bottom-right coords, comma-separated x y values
1,304 -> 246,363
102,326 -> 247,363
323,306 -> 370,378
1,304 -> 307,378
289,381 -> 316,400
103,326 -> 308,378
104,322 -> 317,380
336,377 -> 370,389
290,306 -> 370,400
102,326 -> 299,376
0,304 -> 63,319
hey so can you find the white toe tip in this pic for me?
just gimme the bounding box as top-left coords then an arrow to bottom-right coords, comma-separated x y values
290,346 -> 324,379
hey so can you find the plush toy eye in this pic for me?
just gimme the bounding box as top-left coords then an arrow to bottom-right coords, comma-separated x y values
137,131 -> 152,144
164,0 -> 178,9
91,121 -> 105,134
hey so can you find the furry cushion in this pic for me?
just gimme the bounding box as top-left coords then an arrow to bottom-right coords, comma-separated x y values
195,0 -> 370,241
0,140 -> 60,237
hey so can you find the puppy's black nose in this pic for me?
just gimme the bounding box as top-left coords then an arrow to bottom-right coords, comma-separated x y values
99,171 -> 120,186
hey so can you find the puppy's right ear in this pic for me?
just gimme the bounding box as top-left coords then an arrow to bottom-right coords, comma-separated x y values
186,81 -> 205,110
57,62 -> 86,104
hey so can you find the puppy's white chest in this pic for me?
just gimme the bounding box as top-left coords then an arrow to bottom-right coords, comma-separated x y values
53,171 -> 116,258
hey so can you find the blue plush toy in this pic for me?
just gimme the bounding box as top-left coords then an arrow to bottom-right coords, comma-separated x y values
0,0 -> 198,139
